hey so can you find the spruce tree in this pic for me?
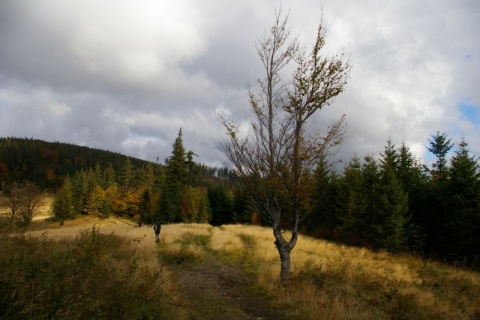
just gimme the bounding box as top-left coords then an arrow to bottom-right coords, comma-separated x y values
426,131 -> 453,253
428,131 -> 453,182
361,155 -> 381,247
397,142 -> 428,251
161,129 -> 189,222
375,139 -> 409,252
309,155 -> 338,238
335,156 -> 367,245
442,138 -> 480,262
52,175 -> 75,221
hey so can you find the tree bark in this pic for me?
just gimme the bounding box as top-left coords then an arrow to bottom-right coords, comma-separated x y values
273,232 -> 291,282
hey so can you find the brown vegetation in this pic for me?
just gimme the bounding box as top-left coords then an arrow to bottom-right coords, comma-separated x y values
161,224 -> 480,319
1,204 -> 479,319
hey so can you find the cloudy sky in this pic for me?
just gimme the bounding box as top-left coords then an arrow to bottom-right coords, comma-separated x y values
1,0 -> 479,168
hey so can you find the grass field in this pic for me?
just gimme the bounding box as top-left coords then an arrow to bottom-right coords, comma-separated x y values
1,194 -> 479,319
160,223 -> 480,319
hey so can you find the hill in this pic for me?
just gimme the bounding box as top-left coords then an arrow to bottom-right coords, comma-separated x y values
0,137 -> 155,190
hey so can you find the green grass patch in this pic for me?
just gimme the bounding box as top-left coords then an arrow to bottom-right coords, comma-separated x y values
159,232 -> 211,265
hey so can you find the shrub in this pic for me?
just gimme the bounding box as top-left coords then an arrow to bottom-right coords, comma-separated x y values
0,227 -> 177,319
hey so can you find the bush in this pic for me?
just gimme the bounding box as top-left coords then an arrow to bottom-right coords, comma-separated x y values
0,227 -> 177,319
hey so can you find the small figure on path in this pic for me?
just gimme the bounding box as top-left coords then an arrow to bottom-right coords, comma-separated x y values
138,220 -> 142,227
153,221 -> 161,243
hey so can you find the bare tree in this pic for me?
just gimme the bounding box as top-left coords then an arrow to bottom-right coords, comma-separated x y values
4,182 -> 23,226
221,10 -> 350,282
4,181 -> 41,226
21,181 -> 41,225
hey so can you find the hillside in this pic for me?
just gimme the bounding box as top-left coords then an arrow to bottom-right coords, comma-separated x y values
0,137 -> 156,190
2,216 -> 479,319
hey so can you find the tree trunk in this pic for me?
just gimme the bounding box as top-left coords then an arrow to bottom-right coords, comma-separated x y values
273,225 -> 293,282
276,240 -> 291,282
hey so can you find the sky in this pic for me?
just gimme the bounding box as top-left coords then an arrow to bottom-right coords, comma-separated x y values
1,0 -> 479,169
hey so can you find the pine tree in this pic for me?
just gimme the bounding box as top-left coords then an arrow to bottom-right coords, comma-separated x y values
161,129 -> 189,222
71,170 -> 86,214
308,155 -> 338,238
397,142 -> 428,251
86,185 -> 105,216
426,131 -> 453,253
375,139 -> 409,252
361,155 -> 381,247
119,158 -> 132,195
208,184 -> 235,226
379,138 -> 398,171
52,175 -> 75,221
442,138 -> 480,262
102,164 -> 116,189
428,131 -> 453,182
335,156 -> 367,245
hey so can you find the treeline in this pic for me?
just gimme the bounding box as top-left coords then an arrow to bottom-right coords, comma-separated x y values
306,132 -> 480,267
50,129 -> 246,226
2,132 -> 479,267
0,137 -> 153,190
0,135 -> 244,227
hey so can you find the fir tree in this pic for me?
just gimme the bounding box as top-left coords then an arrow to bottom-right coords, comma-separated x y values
426,131 -> 453,253
428,131 -> 453,181
335,156 -> 367,245
52,175 -> 75,221
442,138 -> 480,262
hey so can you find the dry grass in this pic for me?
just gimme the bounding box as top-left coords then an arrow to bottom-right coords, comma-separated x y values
3,193 -> 478,320
0,227 -> 179,319
208,226 -> 244,254
162,223 -> 480,320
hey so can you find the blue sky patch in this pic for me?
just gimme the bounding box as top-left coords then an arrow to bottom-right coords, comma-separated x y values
459,102 -> 480,126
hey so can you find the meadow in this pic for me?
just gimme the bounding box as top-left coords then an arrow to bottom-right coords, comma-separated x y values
160,223 -> 480,319
1,210 -> 479,319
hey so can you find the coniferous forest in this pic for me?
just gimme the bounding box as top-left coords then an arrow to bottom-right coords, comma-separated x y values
1,130 -> 479,269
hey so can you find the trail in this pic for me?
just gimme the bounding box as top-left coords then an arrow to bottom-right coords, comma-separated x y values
26,217 -> 287,320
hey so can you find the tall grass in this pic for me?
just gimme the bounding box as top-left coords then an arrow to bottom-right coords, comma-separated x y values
160,223 -> 480,320
0,227 -> 178,319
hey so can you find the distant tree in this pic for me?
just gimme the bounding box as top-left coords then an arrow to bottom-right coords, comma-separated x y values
161,129 -> 192,222
86,185 -> 105,216
208,184 -> 235,226
0,161 -> 10,190
221,10 -> 350,281
102,164 -> 116,189
52,175 -> 75,222
119,158 -> 133,195
71,170 -> 87,214
197,188 -> 212,223
19,181 -> 41,226
186,151 -> 199,187
4,182 -> 23,226
103,184 -> 117,218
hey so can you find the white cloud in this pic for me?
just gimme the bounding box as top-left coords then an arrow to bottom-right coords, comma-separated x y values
0,0 -> 479,168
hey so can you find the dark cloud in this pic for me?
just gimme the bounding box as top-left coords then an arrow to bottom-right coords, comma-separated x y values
0,0 -> 479,168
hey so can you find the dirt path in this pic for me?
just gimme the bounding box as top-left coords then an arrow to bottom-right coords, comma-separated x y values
171,252 -> 287,320
26,217 -> 287,320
